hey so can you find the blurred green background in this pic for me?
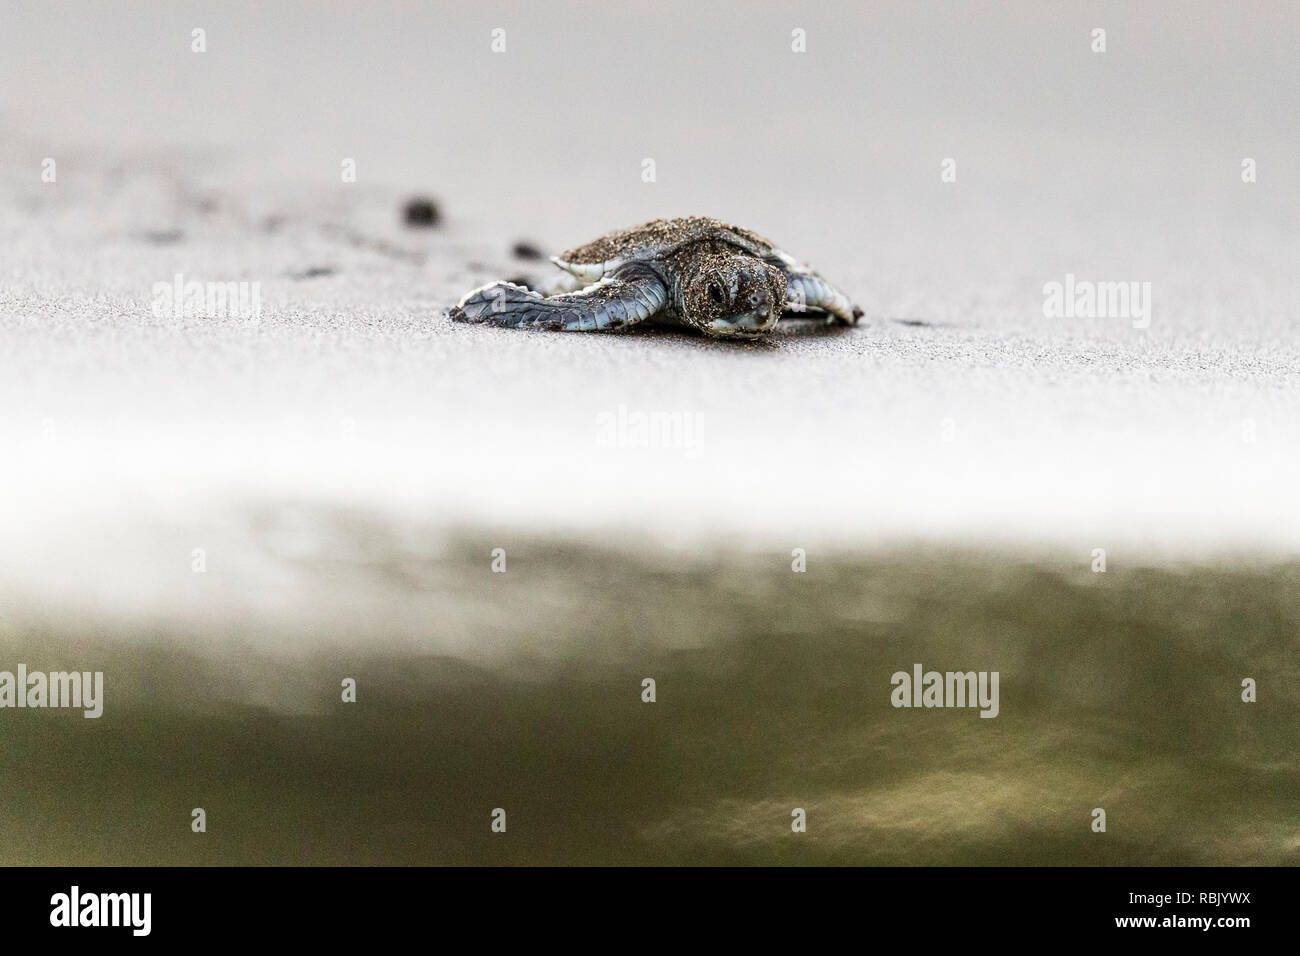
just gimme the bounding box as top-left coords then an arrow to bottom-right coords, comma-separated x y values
2,538 -> 1295,866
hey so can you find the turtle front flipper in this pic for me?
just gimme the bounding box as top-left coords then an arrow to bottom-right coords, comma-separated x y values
767,254 -> 863,326
448,264 -> 668,332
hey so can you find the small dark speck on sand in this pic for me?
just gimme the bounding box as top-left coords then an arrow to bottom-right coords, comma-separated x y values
893,319 -> 932,327
290,266 -> 335,280
141,229 -> 185,244
512,240 -> 544,260
403,197 -> 441,228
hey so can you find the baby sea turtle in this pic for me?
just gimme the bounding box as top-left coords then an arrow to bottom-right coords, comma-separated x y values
448,216 -> 863,339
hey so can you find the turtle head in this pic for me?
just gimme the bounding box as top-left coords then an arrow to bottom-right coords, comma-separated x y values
683,254 -> 786,338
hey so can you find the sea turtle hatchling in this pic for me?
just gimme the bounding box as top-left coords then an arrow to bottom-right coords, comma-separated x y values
447,216 -> 863,339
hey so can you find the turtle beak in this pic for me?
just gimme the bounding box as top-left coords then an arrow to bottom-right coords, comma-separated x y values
739,287 -> 777,330
696,268 -> 780,337
708,295 -> 777,336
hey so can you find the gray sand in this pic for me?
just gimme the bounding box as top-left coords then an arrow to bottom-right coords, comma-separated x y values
3,2 -> 1299,586
1,0 -> 1298,865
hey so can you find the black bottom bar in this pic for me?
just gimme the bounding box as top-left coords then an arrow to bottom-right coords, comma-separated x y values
1,866 -> 1283,943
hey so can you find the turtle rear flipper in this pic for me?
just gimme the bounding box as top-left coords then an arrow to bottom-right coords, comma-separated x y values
449,264 -> 668,332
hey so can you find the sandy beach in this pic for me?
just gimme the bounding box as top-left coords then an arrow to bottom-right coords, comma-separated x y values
1,0 -> 1298,865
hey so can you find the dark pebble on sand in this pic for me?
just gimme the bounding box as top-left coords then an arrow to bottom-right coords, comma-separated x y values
403,197 -> 440,227
141,229 -> 185,245
511,240 -> 544,260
